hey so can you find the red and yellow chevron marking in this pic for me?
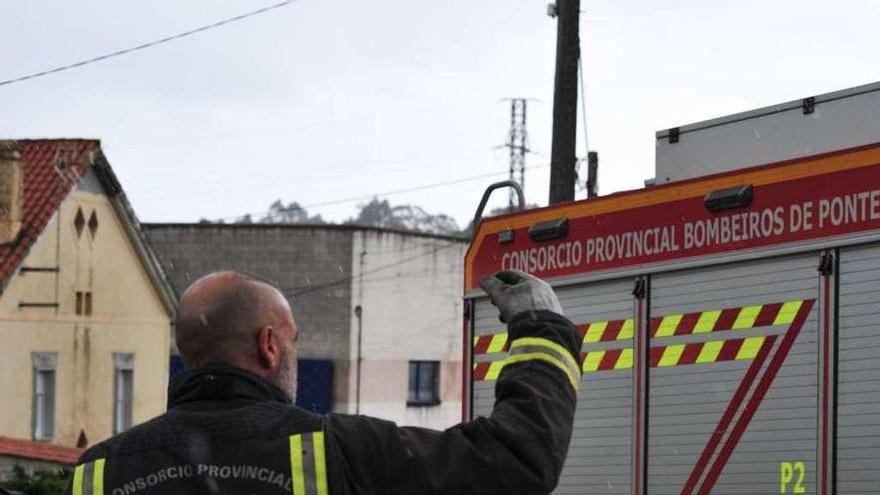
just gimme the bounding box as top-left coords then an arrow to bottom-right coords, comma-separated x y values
472,300 -> 805,381
581,319 -> 634,343
473,318 -> 634,355
473,360 -> 507,381
472,333 -> 509,354
580,335 -> 775,373
649,300 -> 803,338
472,300 -> 804,357
475,335 -> 774,381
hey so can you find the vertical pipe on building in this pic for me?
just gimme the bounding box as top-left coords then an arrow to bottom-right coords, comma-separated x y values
355,244 -> 367,415
55,203 -> 62,315
354,304 -> 363,415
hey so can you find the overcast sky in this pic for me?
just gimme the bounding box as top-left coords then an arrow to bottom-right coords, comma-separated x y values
3,0 -> 880,228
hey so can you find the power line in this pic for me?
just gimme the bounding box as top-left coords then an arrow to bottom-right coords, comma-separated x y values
0,0 -> 298,88
302,163 -> 548,209
216,162 -> 550,222
284,241 -> 462,297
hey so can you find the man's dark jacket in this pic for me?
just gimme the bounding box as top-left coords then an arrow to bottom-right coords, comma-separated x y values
66,310 -> 581,495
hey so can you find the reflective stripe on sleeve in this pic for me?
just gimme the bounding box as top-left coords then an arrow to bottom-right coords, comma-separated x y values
508,337 -> 581,392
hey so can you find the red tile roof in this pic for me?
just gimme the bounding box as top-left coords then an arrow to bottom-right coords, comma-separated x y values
0,436 -> 82,465
0,139 -> 96,289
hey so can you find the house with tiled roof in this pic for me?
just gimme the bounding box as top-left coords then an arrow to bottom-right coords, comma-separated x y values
0,140 -> 175,476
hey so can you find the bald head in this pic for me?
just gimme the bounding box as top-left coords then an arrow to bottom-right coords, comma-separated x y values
175,271 -> 298,399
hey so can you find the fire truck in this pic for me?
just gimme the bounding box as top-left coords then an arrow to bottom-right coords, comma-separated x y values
464,81 -> 880,494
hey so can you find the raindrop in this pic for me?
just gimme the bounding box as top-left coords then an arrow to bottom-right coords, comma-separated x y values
199,313 -> 208,327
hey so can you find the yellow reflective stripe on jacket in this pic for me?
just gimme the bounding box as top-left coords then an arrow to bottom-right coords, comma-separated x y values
290,435 -> 306,495
509,337 -> 580,377
312,431 -> 329,495
485,360 -> 505,380
72,464 -> 84,495
93,459 -> 105,495
71,458 -> 106,495
290,431 -> 329,495
504,353 -> 580,391
507,336 -> 581,392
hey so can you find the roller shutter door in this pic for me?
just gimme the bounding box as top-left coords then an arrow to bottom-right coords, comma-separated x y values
471,296 -> 504,417
554,280 -> 635,495
648,254 -> 819,495
470,279 -> 635,494
838,244 -> 880,494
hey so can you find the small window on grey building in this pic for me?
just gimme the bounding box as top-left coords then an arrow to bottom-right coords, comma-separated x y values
113,353 -> 135,434
32,352 -> 57,441
407,361 -> 440,406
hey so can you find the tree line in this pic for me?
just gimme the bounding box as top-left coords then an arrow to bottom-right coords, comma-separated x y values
202,198 -> 533,237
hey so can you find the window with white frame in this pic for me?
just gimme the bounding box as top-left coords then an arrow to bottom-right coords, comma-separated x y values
32,352 -> 57,441
113,353 -> 134,434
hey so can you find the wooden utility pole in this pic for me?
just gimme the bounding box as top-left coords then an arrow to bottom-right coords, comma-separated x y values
548,0 -> 580,205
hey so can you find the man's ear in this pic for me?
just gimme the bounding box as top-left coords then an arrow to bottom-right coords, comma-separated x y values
256,325 -> 280,370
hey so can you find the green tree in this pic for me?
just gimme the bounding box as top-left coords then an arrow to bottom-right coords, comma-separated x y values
346,198 -> 461,236
462,203 -> 539,237
256,200 -> 326,224
2,465 -> 71,495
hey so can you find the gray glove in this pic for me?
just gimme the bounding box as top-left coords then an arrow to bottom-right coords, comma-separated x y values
479,269 -> 563,323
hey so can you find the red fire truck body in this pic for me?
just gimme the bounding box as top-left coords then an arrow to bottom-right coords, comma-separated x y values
464,82 -> 880,494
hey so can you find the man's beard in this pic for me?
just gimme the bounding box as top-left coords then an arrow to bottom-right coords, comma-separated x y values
276,344 -> 297,403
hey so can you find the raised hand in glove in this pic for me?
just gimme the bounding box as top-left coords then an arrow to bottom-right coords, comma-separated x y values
479,269 -> 563,323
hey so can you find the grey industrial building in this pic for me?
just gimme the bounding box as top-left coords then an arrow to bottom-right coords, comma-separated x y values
144,223 -> 467,428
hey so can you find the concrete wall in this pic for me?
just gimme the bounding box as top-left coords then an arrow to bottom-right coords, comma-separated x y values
0,186 -> 171,447
143,224 -> 354,411
349,230 -> 465,428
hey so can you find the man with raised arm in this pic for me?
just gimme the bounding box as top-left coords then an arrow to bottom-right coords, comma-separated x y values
66,269 -> 581,495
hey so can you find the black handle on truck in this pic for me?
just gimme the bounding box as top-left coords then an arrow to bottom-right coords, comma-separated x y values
472,181 -> 525,236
